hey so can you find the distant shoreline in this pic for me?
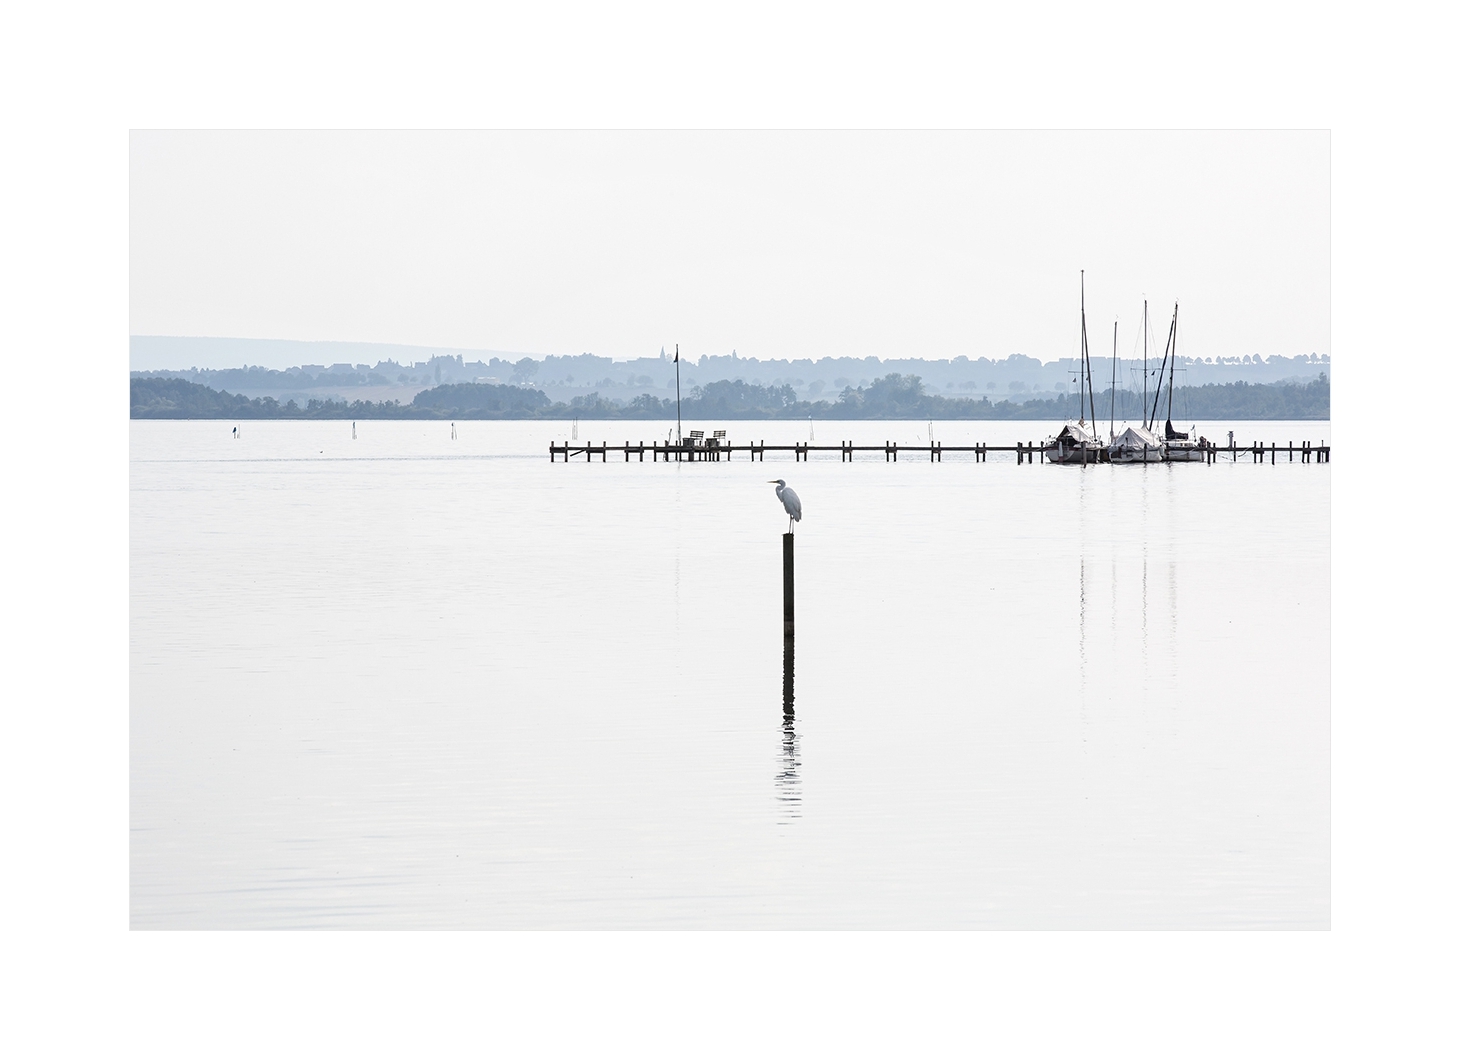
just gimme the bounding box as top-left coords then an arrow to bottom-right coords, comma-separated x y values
132,373 -> 1330,422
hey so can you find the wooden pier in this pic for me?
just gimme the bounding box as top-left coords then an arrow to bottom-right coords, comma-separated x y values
549,438 -> 1331,464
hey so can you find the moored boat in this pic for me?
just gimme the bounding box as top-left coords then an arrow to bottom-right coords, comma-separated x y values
1108,424 -> 1165,463
1150,303 -> 1210,463
1047,421 -> 1105,464
1107,300 -> 1167,464
1045,271 -> 1106,465
1162,420 -> 1209,461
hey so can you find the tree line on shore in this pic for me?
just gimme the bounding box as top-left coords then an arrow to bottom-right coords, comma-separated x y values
131,372 -> 1330,421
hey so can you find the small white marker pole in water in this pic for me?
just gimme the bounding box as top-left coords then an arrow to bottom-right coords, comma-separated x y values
352,421 -> 356,440
451,422 -> 457,440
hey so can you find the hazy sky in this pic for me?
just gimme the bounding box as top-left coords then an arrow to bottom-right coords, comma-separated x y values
131,130 -> 1329,366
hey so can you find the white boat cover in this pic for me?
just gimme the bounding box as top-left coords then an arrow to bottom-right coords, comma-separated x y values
1110,426 -> 1162,450
1053,423 -> 1098,445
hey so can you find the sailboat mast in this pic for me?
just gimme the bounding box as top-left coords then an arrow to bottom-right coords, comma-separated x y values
1082,272 -> 1097,429
674,343 -> 682,444
1079,271 -> 1089,424
1142,299 -> 1148,431
1111,320 -> 1117,440
1148,306 -> 1175,430
1165,303 -> 1180,427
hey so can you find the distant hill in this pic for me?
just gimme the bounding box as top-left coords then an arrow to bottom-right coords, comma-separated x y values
131,335 -> 1330,409
132,373 -> 1329,421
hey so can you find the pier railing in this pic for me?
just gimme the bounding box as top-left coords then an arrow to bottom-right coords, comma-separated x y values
549,439 -> 1330,464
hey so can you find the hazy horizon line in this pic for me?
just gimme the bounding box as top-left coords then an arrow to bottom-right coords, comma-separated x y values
131,333 -> 1327,372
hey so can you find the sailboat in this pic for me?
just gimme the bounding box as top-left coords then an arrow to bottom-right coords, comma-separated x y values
1107,300 -> 1165,464
1045,271 -> 1106,465
1151,303 -> 1208,462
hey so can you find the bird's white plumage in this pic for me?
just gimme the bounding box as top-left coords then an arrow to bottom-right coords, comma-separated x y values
769,479 -> 802,530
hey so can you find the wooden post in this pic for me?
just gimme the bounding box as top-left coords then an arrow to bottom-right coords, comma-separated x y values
783,532 -> 795,642
783,634 -> 794,718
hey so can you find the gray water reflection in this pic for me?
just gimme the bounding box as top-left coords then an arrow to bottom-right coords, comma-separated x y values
775,716 -> 801,822
132,419 -> 1330,929
778,637 -> 800,821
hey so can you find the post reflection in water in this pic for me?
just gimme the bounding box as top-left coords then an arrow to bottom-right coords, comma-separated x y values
776,636 -> 801,819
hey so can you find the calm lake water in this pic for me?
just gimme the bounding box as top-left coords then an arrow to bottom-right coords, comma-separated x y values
131,419 -> 1330,928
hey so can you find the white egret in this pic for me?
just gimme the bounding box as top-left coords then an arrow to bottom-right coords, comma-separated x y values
769,479 -> 802,533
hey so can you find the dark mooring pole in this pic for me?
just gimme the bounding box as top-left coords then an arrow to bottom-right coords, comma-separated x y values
783,531 -> 795,717
783,532 -> 795,641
